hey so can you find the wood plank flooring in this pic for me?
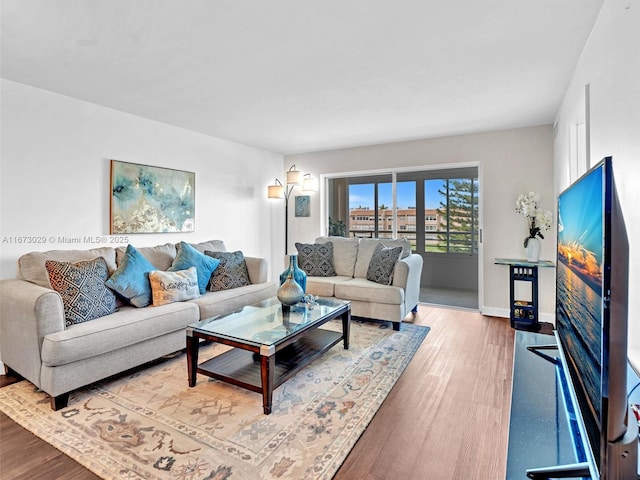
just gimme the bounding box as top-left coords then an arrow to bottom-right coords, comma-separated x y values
0,305 -> 514,480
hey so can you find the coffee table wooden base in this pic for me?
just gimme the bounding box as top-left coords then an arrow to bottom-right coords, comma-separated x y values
187,307 -> 350,414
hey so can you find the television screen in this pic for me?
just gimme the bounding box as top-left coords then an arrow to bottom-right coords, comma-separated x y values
556,161 -> 604,465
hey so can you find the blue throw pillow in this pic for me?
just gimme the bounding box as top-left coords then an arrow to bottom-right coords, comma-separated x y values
169,242 -> 220,294
105,244 -> 156,307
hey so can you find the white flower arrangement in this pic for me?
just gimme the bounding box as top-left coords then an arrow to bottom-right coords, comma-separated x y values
515,191 -> 552,247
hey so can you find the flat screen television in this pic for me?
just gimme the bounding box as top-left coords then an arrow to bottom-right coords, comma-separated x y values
528,157 -> 638,479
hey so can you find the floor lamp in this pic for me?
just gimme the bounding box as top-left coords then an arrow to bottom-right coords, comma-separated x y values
267,165 -> 318,255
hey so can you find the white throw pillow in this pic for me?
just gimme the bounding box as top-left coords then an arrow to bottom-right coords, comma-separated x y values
149,267 -> 200,306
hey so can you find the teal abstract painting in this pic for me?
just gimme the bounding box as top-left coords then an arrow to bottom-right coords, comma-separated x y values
295,195 -> 310,217
110,160 -> 195,234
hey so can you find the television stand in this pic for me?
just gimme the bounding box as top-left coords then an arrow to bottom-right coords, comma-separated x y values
526,462 -> 590,479
507,330 -> 591,479
508,330 -> 640,479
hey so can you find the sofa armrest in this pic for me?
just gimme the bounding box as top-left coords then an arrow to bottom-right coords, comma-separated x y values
244,257 -> 268,284
392,254 -> 423,312
0,279 -> 66,386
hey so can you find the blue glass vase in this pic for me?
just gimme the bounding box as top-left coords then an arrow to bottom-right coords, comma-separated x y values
279,254 -> 307,292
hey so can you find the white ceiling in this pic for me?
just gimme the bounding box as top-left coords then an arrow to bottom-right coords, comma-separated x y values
1,0 -> 603,155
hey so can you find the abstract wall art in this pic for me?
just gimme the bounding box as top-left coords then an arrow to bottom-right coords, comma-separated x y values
110,160 -> 195,234
295,195 -> 310,217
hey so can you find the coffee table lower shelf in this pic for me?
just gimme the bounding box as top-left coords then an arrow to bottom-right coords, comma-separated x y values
193,328 -> 343,413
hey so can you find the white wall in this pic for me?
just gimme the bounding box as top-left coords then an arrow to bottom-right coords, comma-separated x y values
0,80 -> 284,280
286,125 -> 556,319
554,0 -> 640,351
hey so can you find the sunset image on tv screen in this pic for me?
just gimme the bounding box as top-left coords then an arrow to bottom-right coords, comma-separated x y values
556,164 -> 604,425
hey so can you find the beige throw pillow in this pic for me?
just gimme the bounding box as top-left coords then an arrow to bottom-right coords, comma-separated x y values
149,267 -> 200,306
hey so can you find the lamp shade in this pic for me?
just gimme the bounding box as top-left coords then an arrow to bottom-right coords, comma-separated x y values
302,175 -> 319,192
286,166 -> 303,185
268,184 -> 284,199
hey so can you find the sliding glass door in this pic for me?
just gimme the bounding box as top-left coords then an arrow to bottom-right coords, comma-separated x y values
326,166 -> 479,309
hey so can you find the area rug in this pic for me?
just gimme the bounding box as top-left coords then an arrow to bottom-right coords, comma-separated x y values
0,319 -> 429,480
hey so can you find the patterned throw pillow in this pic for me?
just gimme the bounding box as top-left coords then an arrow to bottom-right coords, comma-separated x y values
295,242 -> 336,277
105,244 -> 156,307
170,241 -> 220,294
204,250 -> 251,291
366,243 -> 403,285
149,267 -> 200,306
45,257 -> 117,327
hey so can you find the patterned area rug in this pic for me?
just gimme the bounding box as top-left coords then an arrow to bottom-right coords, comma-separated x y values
0,319 -> 429,480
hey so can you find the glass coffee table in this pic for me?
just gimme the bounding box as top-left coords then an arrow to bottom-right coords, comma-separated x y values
186,297 -> 351,414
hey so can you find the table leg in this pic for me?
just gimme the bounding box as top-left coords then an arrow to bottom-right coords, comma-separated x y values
342,308 -> 351,349
260,353 -> 275,414
186,334 -> 199,387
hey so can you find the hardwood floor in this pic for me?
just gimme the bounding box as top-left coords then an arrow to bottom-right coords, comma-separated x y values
334,305 -> 514,480
0,305 -> 514,480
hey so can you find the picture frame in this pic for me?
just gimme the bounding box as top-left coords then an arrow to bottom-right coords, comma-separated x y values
110,160 -> 195,234
295,195 -> 310,217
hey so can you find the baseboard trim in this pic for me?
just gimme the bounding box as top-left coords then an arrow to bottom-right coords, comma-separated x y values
480,306 -> 509,318
480,306 -> 555,324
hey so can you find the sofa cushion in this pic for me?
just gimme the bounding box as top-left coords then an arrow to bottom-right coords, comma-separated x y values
189,282 -> 277,320
366,243 -> 403,285
305,276 -> 352,297
18,247 -> 117,289
106,244 -> 156,307
41,302 -> 199,367
205,250 -> 251,291
315,236 -> 359,277
149,267 -> 200,306
353,238 -> 411,279
45,257 -> 118,326
116,242 -> 176,271
335,278 -> 404,305
182,239 -> 226,254
170,241 -> 220,294
295,242 -> 336,277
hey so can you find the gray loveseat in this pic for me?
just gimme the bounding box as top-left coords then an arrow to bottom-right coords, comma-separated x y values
0,240 -> 276,410
302,236 -> 423,330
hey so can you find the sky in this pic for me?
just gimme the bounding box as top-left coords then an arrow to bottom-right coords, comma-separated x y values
557,164 -> 603,263
349,180 -> 446,210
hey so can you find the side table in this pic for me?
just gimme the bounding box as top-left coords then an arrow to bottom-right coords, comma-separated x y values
494,258 -> 555,330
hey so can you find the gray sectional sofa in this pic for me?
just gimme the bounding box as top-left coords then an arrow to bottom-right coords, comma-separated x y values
302,236 -> 423,330
0,240 -> 276,410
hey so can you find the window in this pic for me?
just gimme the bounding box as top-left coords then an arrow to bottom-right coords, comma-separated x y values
326,167 -> 478,255
395,181 -> 417,248
340,176 -> 394,239
424,177 -> 478,254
